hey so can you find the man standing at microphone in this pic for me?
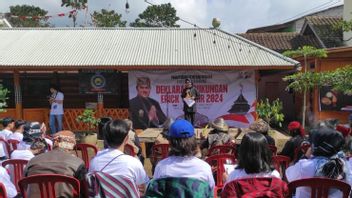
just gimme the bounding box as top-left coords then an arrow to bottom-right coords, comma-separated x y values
181,78 -> 200,126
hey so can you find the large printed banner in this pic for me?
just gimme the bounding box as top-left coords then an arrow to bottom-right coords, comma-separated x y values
128,71 -> 256,129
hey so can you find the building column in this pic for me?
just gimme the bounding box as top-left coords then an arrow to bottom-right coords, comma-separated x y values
97,93 -> 104,117
14,70 -> 23,119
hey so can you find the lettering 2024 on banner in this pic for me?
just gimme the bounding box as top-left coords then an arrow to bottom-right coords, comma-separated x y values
128,71 -> 256,128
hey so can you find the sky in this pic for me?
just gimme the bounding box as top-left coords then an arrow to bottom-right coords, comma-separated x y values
0,0 -> 344,33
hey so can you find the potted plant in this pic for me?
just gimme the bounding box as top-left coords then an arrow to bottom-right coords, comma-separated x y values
256,98 -> 285,129
76,108 -> 100,144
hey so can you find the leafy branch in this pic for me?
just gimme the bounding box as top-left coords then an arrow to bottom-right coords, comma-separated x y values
284,65 -> 352,95
0,84 -> 9,113
256,98 -> 284,127
76,109 -> 100,131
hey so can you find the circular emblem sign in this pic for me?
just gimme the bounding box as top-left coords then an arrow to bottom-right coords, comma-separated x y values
90,74 -> 106,89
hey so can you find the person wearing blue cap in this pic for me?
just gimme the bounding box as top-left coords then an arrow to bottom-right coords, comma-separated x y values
152,119 -> 215,190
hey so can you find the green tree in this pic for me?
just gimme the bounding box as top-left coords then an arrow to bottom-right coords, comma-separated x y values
336,19 -> 352,32
0,84 -> 9,112
130,3 -> 180,27
91,9 -> 126,27
284,65 -> 352,95
283,46 -> 327,128
61,0 -> 87,27
9,5 -> 49,27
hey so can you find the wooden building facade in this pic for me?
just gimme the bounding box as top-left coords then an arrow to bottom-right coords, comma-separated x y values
0,28 -> 299,131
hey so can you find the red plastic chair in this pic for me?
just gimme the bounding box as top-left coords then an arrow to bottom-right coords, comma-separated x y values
124,144 -> 136,157
205,154 -> 236,197
74,143 -> 98,169
18,174 -> 80,198
294,143 -> 311,162
7,139 -> 19,151
272,155 -> 290,180
0,138 -> 11,158
2,159 -> 28,192
207,145 -> 236,157
268,145 -> 277,156
288,177 -> 351,198
0,182 -> 7,198
222,177 -> 288,198
151,144 -> 169,164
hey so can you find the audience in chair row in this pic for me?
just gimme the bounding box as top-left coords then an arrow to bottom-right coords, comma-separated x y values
1,116 -> 352,197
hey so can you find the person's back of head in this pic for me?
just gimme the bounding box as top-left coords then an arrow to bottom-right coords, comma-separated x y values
161,118 -> 174,137
23,122 -> 43,144
124,119 -> 133,131
104,119 -> 129,148
53,130 -> 76,152
2,117 -> 14,128
30,138 -> 48,155
167,119 -> 197,157
15,120 -> 27,131
311,127 -> 344,157
249,119 -> 269,135
311,127 -> 345,179
238,132 -> 273,174
288,121 -> 305,137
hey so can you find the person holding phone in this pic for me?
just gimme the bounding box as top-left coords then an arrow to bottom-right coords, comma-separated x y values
49,84 -> 64,134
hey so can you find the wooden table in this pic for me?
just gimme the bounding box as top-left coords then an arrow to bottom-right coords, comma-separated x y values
137,128 -> 291,156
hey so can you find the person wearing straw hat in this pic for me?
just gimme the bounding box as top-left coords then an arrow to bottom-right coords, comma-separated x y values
200,118 -> 234,156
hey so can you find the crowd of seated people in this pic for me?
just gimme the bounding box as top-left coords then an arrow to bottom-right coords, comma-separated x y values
1,115 -> 352,198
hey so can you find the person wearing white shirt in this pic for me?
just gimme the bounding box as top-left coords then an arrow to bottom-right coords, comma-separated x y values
0,117 -> 14,140
89,119 -> 149,195
8,120 -> 26,142
0,117 -> 14,160
153,119 -> 215,190
226,132 -> 280,184
286,127 -> 350,198
48,84 -> 64,134
11,138 -> 48,161
0,166 -> 17,198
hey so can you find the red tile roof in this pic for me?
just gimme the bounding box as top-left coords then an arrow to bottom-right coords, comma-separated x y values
303,16 -> 343,48
238,32 -> 322,53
